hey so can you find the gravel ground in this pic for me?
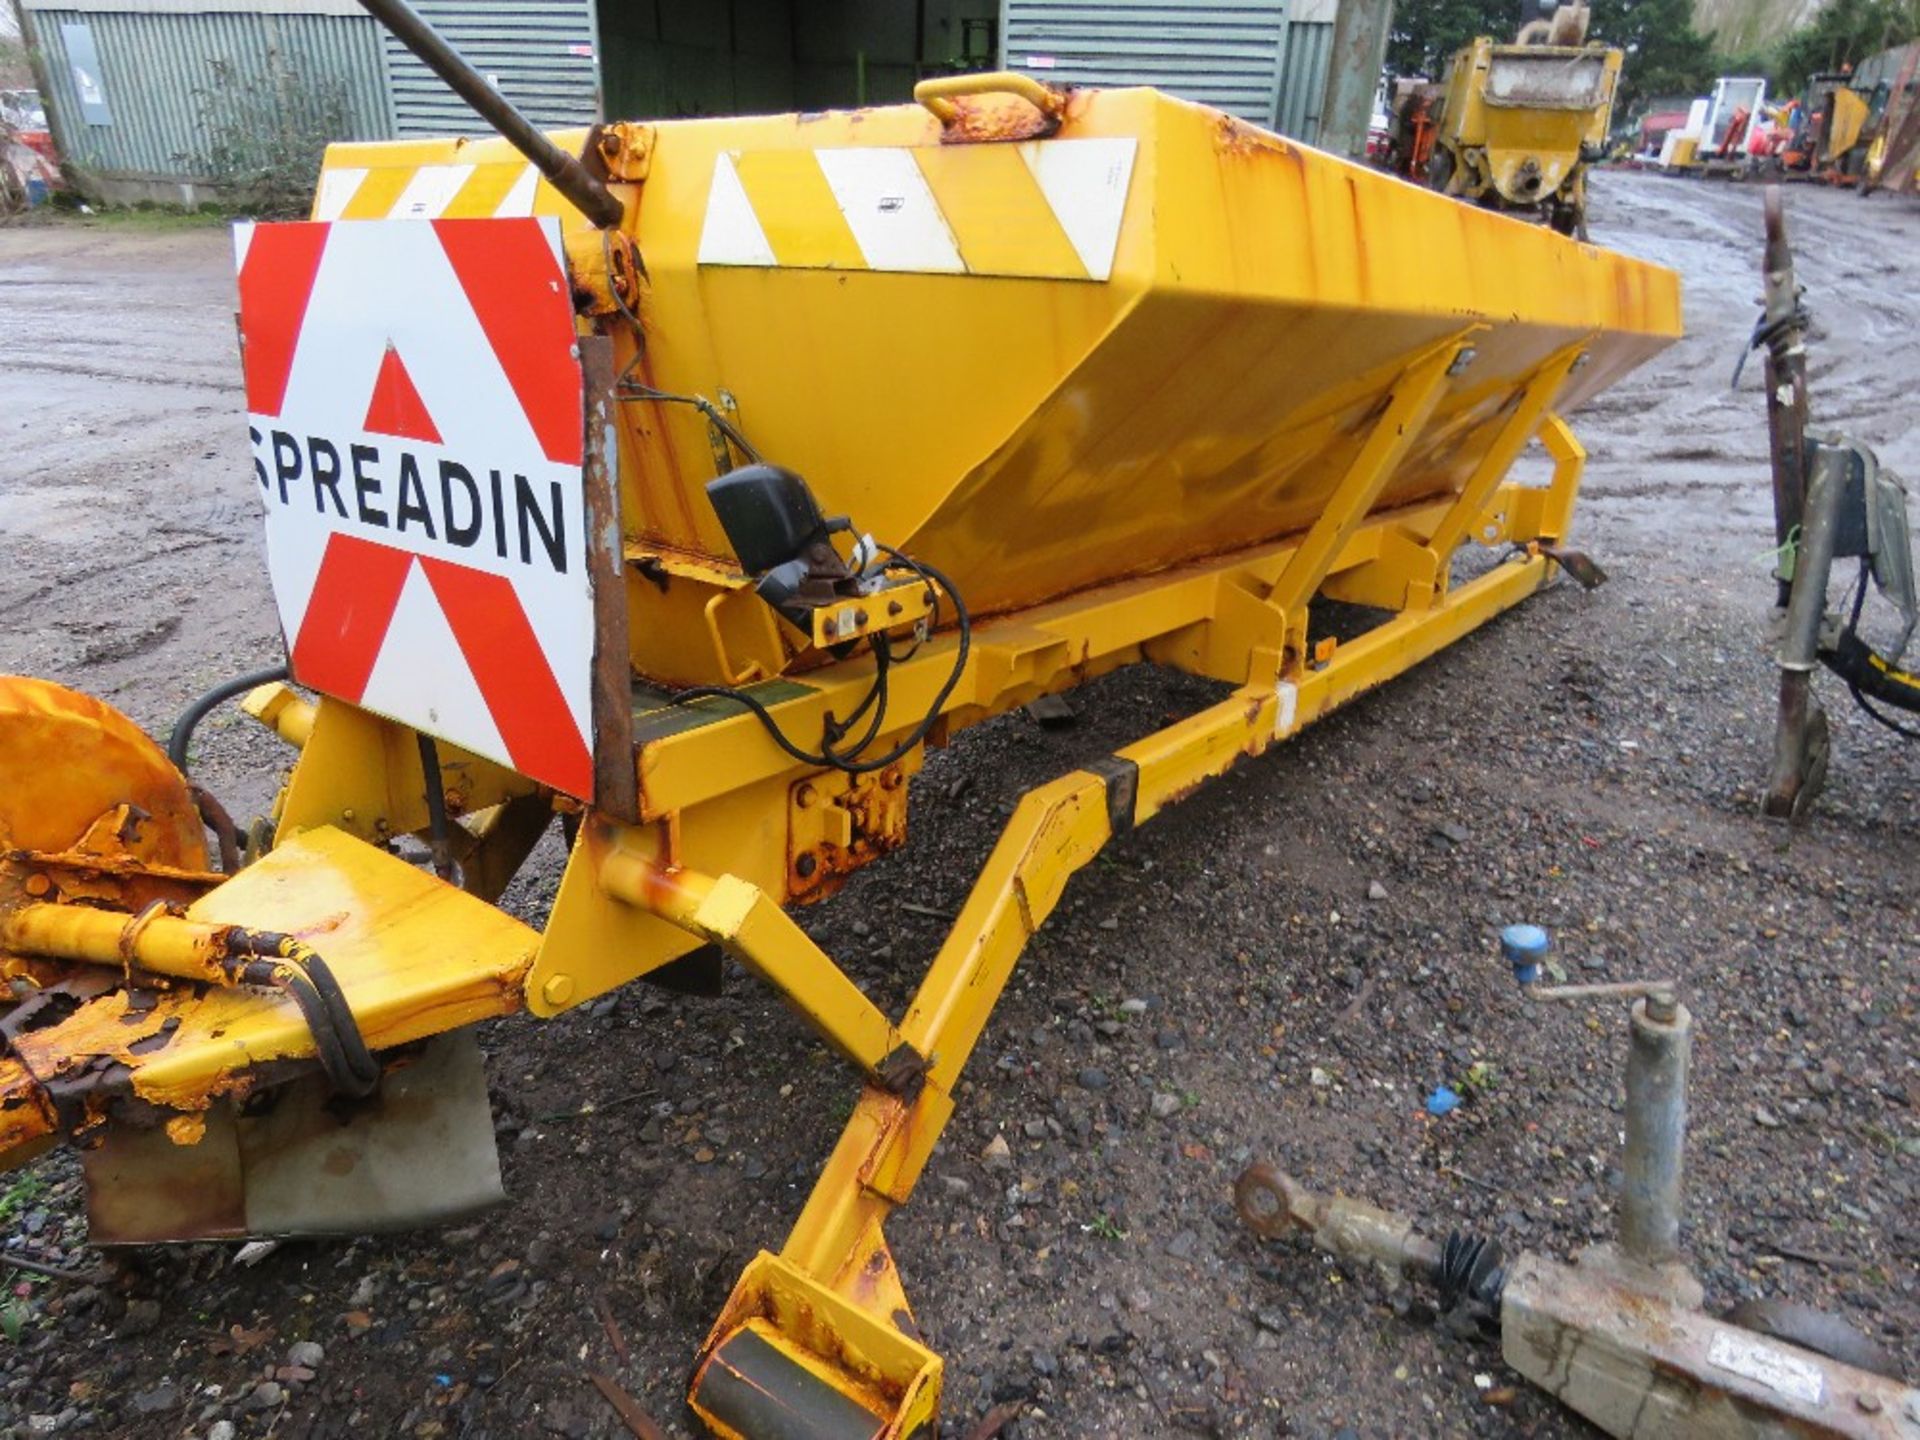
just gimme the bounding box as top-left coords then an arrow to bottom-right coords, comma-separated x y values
0,173 -> 1915,1440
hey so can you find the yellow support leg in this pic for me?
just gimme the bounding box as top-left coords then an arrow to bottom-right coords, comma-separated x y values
1422,345 -> 1589,574
687,549 -> 1561,1434
1539,410 -> 1589,544
1266,339 -> 1469,631
598,848 -> 922,1091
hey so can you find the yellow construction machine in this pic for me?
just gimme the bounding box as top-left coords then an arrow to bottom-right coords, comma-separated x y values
1428,4 -> 1624,237
0,2 -> 1681,1434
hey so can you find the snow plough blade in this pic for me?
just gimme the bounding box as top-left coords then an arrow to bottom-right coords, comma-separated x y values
0,677 -> 535,1237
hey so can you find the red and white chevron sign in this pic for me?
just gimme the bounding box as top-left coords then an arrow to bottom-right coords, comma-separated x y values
235,217 -> 596,799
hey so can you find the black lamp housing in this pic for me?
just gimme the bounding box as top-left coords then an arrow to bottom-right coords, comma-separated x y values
706,464 -> 831,576
705,463 -> 859,633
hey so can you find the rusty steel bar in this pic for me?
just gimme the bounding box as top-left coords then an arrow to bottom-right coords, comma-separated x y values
1760,186 -> 1810,609
1757,188 -> 1830,820
352,0 -> 625,229
2,904 -> 379,1098
1766,443 -> 1847,816
1,901 -> 231,984
1233,1162 -> 1444,1282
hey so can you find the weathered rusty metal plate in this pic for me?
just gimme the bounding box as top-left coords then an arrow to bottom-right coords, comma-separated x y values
0,828 -> 535,1155
84,1028 -> 503,1241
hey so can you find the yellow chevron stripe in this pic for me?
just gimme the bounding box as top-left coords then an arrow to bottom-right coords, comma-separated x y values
443,164 -> 524,218
913,146 -> 1087,281
337,166 -> 416,220
701,141 -> 1135,280
528,175 -> 571,218
732,151 -> 867,270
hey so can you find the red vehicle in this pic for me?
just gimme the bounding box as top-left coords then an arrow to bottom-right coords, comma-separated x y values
1,88 -> 61,205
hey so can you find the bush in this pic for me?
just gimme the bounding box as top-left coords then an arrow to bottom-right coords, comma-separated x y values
0,116 -> 21,219
186,53 -> 350,218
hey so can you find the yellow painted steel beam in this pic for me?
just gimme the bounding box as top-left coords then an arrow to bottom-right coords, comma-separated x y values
1539,411 -> 1588,542
1423,345 -> 1588,570
526,483 -> 1562,1017
1,902 -> 232,985
1293,553 -> 1555,728
274,697 -> 535,848
1264,340 -> 1470,631
629,492 -> 1468,821
693,546 -> 1567,1437
597,848 -> 918,1089
241,682 -> 315,751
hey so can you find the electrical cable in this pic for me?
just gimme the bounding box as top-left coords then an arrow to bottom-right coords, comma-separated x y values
592,280 -> 961,771
1833,561 -> 1920,740
822,635 -> 892,762
668,549 -> 970,775
619,381 -> 761,465
600,241 -> 761,468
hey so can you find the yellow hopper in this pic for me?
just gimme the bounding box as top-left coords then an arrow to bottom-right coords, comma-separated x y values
0,36 -> 1679,1440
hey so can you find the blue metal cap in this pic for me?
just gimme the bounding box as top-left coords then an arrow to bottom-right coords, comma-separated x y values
1501,923 -> 1550,985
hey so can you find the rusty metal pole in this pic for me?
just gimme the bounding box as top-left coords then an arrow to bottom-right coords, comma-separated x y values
1766,443 -> 1846,816
1619,993 -> 1690,1269
1757,186 -> 1825,820
353,0 -> 624,229
1319,0 -> 1395,162
1760,186 -> 1809,607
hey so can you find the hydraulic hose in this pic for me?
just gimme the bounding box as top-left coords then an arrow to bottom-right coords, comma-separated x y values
227,929 -> 381,1098
168,664 -> 290,774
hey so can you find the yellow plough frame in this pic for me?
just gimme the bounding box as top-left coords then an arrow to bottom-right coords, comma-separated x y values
0,332 -> 1593,1437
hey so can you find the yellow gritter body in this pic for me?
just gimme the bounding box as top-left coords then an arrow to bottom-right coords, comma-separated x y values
0,74 -> 1680,1438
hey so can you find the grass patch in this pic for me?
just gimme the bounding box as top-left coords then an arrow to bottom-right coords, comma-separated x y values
0,1171 -> 44,1227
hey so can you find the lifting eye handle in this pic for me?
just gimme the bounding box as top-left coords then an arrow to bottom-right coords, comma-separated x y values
914,70 -> 1065,129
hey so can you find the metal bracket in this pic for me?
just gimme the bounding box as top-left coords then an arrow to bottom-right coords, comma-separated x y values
1084,754 -> 1139,835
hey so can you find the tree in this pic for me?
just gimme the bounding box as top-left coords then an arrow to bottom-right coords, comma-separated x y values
1386,0 -> 1513,78
1774,0 -> 1920,92
1590,0 -> 1719,116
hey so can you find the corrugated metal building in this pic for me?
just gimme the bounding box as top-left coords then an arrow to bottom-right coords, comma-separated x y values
19,0 -> 1007,202
19,0 -> 394,203
19,0 -> 1345,205
384,0 -> 596,136
592,1 -> 1000,122
999,0 -> 1339,142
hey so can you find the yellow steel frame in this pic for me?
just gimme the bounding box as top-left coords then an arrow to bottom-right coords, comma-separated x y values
240,355 -> 1582,1436
213,332 -> 1590,1431
671,399 -> 1588,1434
0,329 -> 1589,1434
